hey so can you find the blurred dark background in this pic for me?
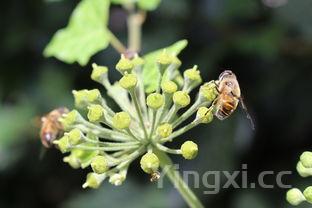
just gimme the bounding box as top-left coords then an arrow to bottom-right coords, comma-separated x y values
1,0 -> 312,207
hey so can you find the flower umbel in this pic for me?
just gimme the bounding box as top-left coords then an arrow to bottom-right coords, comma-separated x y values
47,53 -> 230,189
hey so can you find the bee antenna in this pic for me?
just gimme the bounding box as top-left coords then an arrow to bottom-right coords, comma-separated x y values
239,96 -> 255,130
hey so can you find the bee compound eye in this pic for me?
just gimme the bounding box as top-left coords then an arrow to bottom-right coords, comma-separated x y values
219,70 -> 233,80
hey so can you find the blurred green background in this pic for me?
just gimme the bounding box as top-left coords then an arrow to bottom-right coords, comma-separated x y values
1,0 -> 312,207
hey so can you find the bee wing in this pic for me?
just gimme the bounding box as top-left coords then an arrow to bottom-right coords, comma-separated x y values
238,95 -> 255,130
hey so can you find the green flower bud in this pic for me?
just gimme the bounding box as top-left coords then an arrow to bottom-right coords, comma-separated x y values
199,81 -> 218,102
67,128 -> 83,145
109,173 -> 126,186
157,123 -> 173,138
116,54 -> 134,74
146,93 -> 164,109
300,151 -> 312,168
86,89 -> 102,104
60,110 -> 82,130
63,154 -> 80,169
304,186 -> 312,203
196,107 -> 213,124
181,141 -> 198,160
53,136 -> 70,153
173,91 -> 190,108
119,73 -> 137,90
91,63 -> 108,83
112,112 -> 131,129
297,161 -> 312,177
87,104 -> 105,123
91,155 -> 109,174
72,89 -> 88,107
286,188 -> 306,206
132,54 -> 145,66
82,173 -> 104,189
140,152 -> 160,174
184,65 -> 202,84
161,80 -> 178,94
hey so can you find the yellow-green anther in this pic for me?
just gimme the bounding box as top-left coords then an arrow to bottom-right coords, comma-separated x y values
304,186 -> 312,203
91,63 -> 108,83
157,50 -> 173,66
112,112 -> 131,129
161,80 -> 178,94
67,128 -> 83,145
53,136 -> 70,153
116,54 -> 134,74
87,104 -> 105,123
63,154 -> 80,169
296,161 -> 312,177
82,173 -> 103,189
119,73 -> 137,90
60,110 -> 82,130
86,89 -> 102,104
146,93 -> 164,109
173,91 -> 191,108
196,107 -> 213,124
157,123 -> 173,138
109,173 -> 126,186
199,81 -> 218,102
91,155 -> 108,174
181,141 -> 198,160
286,188 -> 306,206
184,65 -> 202,83
300,151 -> 312,168
140,152 -> 160,174
132,54 -> 145,67
72,89 -> 88,107
172,56 -> 182,66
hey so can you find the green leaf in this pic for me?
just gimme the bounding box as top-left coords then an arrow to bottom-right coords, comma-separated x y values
138,0 -> 161,11
142,39 -> 188,93
110,0 -> 127,5
44,0 -> 111,66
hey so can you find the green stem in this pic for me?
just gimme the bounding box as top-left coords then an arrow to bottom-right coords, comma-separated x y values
149,110 -> 157,139
155,150 -> 204,208
107,30 -> 127,54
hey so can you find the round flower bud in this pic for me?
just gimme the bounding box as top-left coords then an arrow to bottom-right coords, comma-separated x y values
86,89 -> 102,104
146,93 -> 164,109
53,136 -> 70,153
72,89 -> 88,107
300,151 -> 312,168
181,141 -> 198,160
199,81 -> 218,102
132,54 -> 145,66
91,155 -> 109,174
161,80 -> 178,94
157,123 -> 173,138
82,173 -> 104,189
63,154 -> 80,169
87,104 -> 105,123
196,107 -> 213,124
296,161 -> 312,177
67,128 -> 83,145
59,110 -> 82,130
184,65 -> 202,83
140,152 -> 160,174
304,186 -> 312,203
91,63 -> 108,83
173,91 -> 190,108
116,54 -> 134,74
109,173 -> 126,186
119,73 -> 137,90
112,112 -> 131,129
286,188 -> 306,206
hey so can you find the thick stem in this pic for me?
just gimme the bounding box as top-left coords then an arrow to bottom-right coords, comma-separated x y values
155,150 -> 204,208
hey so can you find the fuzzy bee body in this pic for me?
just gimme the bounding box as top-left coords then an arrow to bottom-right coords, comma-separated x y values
40,107 -> 69,148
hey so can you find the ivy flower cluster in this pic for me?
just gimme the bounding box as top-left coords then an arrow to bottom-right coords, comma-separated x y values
287,151 -> 312,206
53,51 -> 219,188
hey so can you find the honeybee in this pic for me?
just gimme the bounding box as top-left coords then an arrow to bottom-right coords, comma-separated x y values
150,171 -> 160,182
213,70 -> 255,129
40,107 -> 69,148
